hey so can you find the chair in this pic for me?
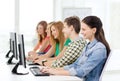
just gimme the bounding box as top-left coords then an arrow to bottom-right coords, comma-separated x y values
99,51 -> 112,81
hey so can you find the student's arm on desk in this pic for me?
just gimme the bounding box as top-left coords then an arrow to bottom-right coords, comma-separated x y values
43,46 -> 55,58
34,46 -> 55,64
41,67 -> 70,75
46,46 -> 67,61
43,46 -> 67,67
40,67 -> 83,81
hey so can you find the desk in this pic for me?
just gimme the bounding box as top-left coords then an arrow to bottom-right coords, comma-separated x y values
0,55 -> 82,81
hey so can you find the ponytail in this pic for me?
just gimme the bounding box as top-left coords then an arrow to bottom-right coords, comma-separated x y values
96,28 -> 111,57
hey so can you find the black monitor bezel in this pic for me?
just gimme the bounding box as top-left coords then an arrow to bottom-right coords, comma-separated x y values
18,34 -> 26,68
12,34 -> 28,75
6,32 -> 18,64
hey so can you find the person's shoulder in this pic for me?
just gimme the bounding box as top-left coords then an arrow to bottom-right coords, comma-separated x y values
65,38 -> 71,42
42,36 -> 50,43
73,38 -> 87,46
92,42 -> 107,58
77,37 -> 87,44
64,38 -> 71,46
95,42 -> 106,49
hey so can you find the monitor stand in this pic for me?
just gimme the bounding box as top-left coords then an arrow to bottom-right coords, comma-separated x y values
5,50 -> 11,58
7,55 -> 16,65
12,62 -> 29,75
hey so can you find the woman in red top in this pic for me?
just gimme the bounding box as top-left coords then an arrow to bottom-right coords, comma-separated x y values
37,22 -> 54,54
27,21 -> 53,61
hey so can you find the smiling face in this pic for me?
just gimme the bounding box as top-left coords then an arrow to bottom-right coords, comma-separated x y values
37,24 -> 44,35
51,26 -> 59,39
80,22 -> 96,41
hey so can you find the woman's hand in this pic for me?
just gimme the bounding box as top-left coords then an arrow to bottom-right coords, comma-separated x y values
26,51 -> 38,61
40,66 -> 49,73
33,59 -> 42,65
40,67 -> 69,75
40,67 -> 56,74
28,51 -> 36,56
44,60 -> 53,67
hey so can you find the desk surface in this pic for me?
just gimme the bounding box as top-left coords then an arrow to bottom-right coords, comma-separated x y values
0,54 -> 82,81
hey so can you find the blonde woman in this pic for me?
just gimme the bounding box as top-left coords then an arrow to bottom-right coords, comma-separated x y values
33,21 -> 71,64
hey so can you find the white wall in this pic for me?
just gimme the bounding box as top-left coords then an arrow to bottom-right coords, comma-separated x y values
0,0 -> 15,53
19,0 -> 54,50
54,0 -> 110,41
109,1 -> 120,49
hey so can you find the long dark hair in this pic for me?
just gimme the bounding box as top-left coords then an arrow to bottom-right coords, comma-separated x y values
82,16 -> 110,57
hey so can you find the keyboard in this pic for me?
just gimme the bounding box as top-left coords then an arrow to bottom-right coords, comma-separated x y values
29,66 -> 49,76
26,60 -> 40,65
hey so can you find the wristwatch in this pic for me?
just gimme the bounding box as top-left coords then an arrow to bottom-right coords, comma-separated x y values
42,59 -> 47,66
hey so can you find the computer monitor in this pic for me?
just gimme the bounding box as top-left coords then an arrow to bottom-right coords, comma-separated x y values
6,32 -> 18,64
5,33 -> 13,58
18,34 -> 26,68
12,34 -> 28,75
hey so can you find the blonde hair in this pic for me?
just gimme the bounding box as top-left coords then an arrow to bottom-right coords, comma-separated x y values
50,21 -> 65,52
46,22 -> 55,36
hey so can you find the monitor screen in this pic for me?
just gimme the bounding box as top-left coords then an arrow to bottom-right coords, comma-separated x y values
5,32 -> 13,58
18,34 -> 26,68
12,32 -> 18,60
12,34 -> 28,75
10,32 -> 13,52
6,32 -> 18,64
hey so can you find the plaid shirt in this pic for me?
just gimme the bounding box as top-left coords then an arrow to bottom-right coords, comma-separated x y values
51,37 -> 86,68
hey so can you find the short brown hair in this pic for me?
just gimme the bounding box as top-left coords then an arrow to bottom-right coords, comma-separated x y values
64,16 -> 80,34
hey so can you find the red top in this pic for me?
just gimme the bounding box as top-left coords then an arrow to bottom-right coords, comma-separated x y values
33,36 -> 50,52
